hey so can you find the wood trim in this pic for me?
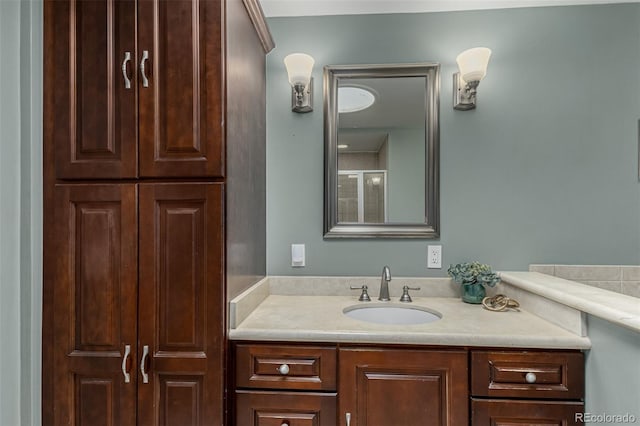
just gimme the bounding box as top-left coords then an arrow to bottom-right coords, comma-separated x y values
241,0 -> 275,53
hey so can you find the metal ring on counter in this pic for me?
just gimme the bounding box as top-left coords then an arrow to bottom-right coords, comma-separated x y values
482,294 -> 520,312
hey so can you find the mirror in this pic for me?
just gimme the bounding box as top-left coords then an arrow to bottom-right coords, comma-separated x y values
324,63 -> 440,238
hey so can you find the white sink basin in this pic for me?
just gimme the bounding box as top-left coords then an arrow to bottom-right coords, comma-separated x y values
343,304 -> 441,325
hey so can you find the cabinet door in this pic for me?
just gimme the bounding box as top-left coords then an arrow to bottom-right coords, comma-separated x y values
339,348 -> 468,426
52,185 -> 138,425
137,0 -> 224,178
236,390 -> 337,426
51,0 -> 137,179
138,183 -> 224,426
471,399 -> 584,425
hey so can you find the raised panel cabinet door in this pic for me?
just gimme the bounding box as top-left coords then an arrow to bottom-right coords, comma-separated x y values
138,183 -> 224,426
339,348 -> 469,426
137,0 -> 224,177
51,184 -> 138,426
51,0 -> 137,179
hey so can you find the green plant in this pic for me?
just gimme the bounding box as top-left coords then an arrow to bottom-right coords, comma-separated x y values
447,262 -> 500,287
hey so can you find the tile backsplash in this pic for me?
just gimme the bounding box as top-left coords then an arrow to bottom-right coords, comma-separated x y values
529,264 -> 640,298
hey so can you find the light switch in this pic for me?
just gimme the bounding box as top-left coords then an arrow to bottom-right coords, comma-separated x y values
291,244 -> 305,267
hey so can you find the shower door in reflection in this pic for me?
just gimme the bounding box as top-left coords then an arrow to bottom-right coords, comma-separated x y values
337,170 -> 387,223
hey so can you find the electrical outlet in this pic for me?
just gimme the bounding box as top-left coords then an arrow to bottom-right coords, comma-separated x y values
427,245 -> 442,269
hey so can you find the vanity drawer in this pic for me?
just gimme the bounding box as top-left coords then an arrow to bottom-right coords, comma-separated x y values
471,350 -> 584,400
235,344 -> 337,391
471,398 -> 584,425
236,390 -> 337,426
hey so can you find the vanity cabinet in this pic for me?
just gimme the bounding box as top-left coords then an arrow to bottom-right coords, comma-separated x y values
231,343 -> 586,426
470,350 -> 585,425
339,348 -> 468,426
51,0 -> 223,179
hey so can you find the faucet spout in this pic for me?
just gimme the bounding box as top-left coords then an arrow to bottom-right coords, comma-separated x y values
379,265 -> 391,301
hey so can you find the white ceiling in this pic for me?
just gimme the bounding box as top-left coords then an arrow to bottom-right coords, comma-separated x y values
259,0 -> 637,17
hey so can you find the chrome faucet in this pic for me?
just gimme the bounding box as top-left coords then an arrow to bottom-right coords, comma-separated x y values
378,266 -> 391,301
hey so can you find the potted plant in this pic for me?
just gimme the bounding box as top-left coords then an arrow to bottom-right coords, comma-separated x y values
447,262 -> 500,304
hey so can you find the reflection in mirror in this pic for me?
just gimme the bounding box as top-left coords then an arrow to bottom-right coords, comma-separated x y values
324,64 -> 440,238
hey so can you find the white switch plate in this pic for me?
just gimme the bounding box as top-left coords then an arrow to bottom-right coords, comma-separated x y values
291,244 -> 305,267
427,245 -> 442,269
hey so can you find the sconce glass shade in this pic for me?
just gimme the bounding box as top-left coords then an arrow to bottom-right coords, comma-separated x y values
456,47 -> 491,83
284,53 -> 315,86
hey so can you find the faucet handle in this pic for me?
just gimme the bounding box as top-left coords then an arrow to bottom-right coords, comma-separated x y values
350,285 -> 371,302
399,285 -> 421,303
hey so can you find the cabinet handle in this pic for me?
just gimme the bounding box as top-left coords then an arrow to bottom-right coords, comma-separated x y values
140,345 -> 150,383
525,372 -> 537,383
140,50 -> 150,88
121,344 -> 131,383
346,412 -> 351,426
277,364 -> 290,375
280,422 -> 289,426
121,51 -> 132,89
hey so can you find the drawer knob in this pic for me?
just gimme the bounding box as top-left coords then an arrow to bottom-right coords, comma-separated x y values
281,422 -> 289,426
277,364 -> 290,375
525,372 -> 537,383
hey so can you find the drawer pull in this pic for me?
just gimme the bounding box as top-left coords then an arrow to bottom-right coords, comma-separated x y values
281,422 -> 289,426
346,412 -> 351,426
277,364 -> 290,375
525,372 -> 537,383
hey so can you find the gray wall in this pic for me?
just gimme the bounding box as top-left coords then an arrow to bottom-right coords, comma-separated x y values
585,316 -> 640,422
0,1 -> 42,425
386,127 -> 425,222
266,4 -> 640,276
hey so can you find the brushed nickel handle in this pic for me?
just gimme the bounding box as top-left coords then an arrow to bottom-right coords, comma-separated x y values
277,364 -> 290,375
121,51 -> 132,89
140,50 -> 149,88
121,344 -> 131,383
346,412 -> 351,426
525,372 -> 537,383
140,345 -> 149,383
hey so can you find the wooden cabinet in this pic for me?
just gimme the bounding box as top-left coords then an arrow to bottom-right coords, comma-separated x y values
45,0 -> 272,423
51,183 -> 223,425
51,0 -> 223,180
232,344 -> 587,426
470,350 -> 584,425
339,348 -> 468,426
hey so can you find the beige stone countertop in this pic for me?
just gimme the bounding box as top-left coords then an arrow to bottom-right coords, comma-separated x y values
500,272 -> 640,332
229,295 -> 591,349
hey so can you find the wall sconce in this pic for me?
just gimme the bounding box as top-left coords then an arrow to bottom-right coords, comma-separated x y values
284,53 -> 314,113
453,47 -> 492,111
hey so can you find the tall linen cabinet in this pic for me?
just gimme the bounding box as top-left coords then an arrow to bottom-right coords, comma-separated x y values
42,0 -> 273,424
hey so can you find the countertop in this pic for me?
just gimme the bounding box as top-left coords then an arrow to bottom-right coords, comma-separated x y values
229,290 -> 591,349
500,272 -> 640,332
